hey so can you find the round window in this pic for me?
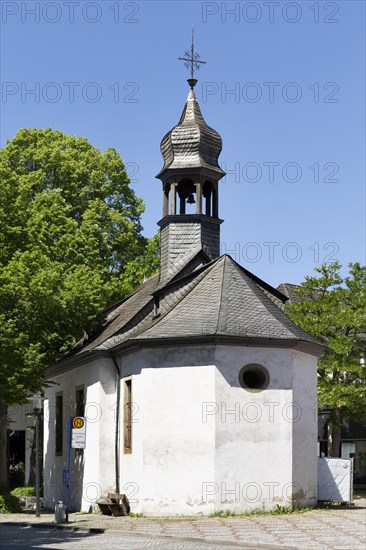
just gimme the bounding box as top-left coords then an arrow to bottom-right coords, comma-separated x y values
239,364 -> 269,391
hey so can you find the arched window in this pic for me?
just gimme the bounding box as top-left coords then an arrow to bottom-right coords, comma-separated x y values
177,179 -> 195,214
203,181 -> 213,216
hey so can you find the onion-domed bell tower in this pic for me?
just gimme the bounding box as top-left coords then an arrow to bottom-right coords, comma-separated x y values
156,33 -> 225,281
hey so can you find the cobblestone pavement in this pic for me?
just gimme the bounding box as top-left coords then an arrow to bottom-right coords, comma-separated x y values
2,500 -> 365,550
0,524 -> 252,549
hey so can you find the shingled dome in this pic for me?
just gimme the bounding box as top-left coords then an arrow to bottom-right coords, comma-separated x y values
157,86 -> 225,178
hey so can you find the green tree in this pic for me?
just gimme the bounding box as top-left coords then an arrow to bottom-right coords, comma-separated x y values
0,128 -> 159,490
119,232 -> 160,295
286,262 -> 366,457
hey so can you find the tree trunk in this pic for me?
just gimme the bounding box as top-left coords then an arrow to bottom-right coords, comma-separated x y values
0,402 -> 9,492
330,408 -> 342,457
28,425 -> 36,486
28,411 -> 43,489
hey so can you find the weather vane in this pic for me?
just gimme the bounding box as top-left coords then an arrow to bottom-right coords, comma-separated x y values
178,26 -> 206,86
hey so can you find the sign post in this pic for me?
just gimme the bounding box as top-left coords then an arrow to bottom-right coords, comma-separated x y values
64,416 -> 87,522
65,417 -> 71,522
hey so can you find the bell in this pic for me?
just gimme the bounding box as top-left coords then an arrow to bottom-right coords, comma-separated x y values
186,193 -> 195,204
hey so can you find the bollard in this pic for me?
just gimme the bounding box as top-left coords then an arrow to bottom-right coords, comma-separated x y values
54,501 -> 66,523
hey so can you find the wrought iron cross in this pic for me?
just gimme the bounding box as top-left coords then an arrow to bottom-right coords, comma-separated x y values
178,26 -> 206,79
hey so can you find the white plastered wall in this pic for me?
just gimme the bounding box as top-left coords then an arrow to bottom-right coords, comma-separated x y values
43,342 -> 318,515
43,357 -> 117,511
118,344 -> 318,515
292,349 -> 318,507
214,346 -> 295,512
118,346 -> 216,516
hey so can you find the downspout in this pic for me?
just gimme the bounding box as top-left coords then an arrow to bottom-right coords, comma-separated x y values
109,351 -> 120,495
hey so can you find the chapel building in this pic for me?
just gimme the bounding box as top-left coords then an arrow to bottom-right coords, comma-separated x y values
43,76 -> 323,515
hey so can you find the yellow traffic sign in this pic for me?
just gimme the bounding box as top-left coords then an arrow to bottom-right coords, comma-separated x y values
72,417 -> 84,429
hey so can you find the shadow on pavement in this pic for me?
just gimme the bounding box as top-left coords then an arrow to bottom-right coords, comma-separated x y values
0,524 -> 103,550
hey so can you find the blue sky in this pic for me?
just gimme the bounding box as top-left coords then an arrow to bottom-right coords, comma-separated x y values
1,0 -> 365,286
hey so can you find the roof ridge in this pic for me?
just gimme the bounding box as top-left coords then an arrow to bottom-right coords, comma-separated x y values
215,256 -> 229,334
133,260 -> 221,341
72,274 -> 160,354
105,272 -> 159,322
156,244 -> 204,287
232,262 -> 319,343
226,256 -> 287,303
108,263 -> 214,344
75,255 -> 219,354
157,253 -> 219,293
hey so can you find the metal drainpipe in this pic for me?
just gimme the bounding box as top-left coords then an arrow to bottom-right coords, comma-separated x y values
109,351 -> 120,495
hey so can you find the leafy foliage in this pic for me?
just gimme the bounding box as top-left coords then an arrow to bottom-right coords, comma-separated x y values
286,262 -> 366,447
120,232 -> 160,296
0,492 -> 22,513
8,462 -> 25,490
11,486 -> 36,497
209,505 -> 312,518
0,128 -> 159,405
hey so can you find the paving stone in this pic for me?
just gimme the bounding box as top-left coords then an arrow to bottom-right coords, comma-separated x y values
3,501 -> 365,550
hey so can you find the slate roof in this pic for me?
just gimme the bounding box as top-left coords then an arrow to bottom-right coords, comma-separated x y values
156,87 -> 225,178
277,283 -> 303,304
64,255 -> 323,364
